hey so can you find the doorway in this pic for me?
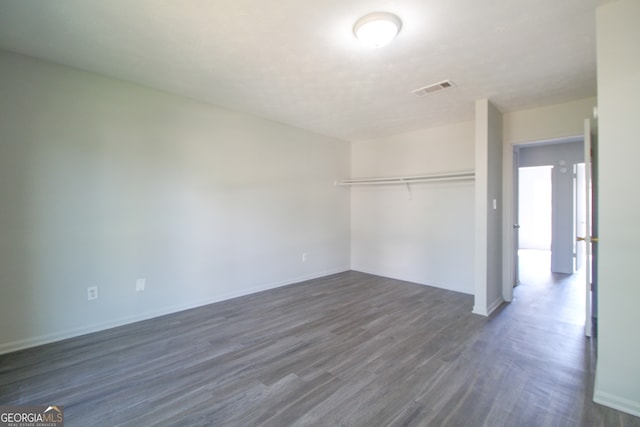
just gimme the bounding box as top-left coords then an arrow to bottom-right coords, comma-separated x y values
518,166 -> 552,248
504,134 -> 595,337
517,165 -> 553,281
515,161 -> 588,337
515,140 -> 584,278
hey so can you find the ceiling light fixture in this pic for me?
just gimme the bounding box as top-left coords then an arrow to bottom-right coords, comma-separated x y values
353,12 -> 402,48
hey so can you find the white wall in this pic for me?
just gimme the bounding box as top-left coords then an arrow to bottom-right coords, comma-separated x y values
474,99 -> 503,315
0,51 -> 351,354
504,97 -> 597,144
350,122 -> 475,294
518,140 -> 584,166
594,0 -> 640,416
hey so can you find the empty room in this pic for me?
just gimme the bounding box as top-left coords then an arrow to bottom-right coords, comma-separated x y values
1,1 -> 639,426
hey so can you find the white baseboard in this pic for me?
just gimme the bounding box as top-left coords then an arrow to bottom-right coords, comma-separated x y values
472,297 -> 504,317
0,267 -> 350,355
594,390 -> 640,418
487,297 -> 504,315
472,305 -> 488,316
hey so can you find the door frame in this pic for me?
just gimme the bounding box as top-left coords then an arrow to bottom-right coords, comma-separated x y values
502,135 -> 583,302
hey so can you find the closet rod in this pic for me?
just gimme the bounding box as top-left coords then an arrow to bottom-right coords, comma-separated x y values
336,170 -> 475,186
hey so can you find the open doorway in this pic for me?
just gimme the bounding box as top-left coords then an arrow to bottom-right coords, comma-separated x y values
518,165 -> 553,280
514,140 -> 584,282
505,131 -> 596,338
515,159 -> 589,332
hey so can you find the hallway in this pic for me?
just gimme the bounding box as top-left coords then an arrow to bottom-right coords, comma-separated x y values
515,249 -> 587,328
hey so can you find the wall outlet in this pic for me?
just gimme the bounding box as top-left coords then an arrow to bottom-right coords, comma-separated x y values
136,278 -> 146,292
87,286 -> 98,301
302,252 -> 308,262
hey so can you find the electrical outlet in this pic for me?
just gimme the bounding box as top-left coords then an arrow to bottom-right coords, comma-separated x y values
302,252 -> 308,263
87,286 -> 98,301
136,278 -> 146,292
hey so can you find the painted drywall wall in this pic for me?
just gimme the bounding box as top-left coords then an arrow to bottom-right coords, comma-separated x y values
519,141 -> 584,273
474,99 -> 503,316
503,97 -> 597,144
594,0 -> 640,416
518,140 -> 584,166
0,51 -> 350,353
350,121 -> 475,294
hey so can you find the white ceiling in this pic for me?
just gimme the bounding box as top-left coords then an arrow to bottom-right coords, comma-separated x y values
0,0 -> 606,141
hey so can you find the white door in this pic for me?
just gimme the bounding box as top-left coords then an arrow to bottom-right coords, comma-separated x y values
578,118 -> 597,337
513,147 -> 520,286
575,163 -> 586,271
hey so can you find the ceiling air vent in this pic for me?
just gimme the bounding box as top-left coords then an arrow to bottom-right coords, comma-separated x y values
412,80 -> 456,97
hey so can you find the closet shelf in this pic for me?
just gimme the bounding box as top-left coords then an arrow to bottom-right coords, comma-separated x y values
335,170 -> 475,186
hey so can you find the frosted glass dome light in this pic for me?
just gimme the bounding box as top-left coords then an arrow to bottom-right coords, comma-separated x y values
353,12 -> 402,48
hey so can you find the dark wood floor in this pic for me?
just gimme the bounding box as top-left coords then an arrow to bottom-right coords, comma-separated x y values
1,251 -> 639,426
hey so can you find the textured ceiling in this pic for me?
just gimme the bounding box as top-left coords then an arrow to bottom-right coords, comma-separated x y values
0,0 -> 605,141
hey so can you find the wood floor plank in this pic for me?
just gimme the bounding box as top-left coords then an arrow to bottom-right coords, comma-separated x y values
1,265 -> 639,426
